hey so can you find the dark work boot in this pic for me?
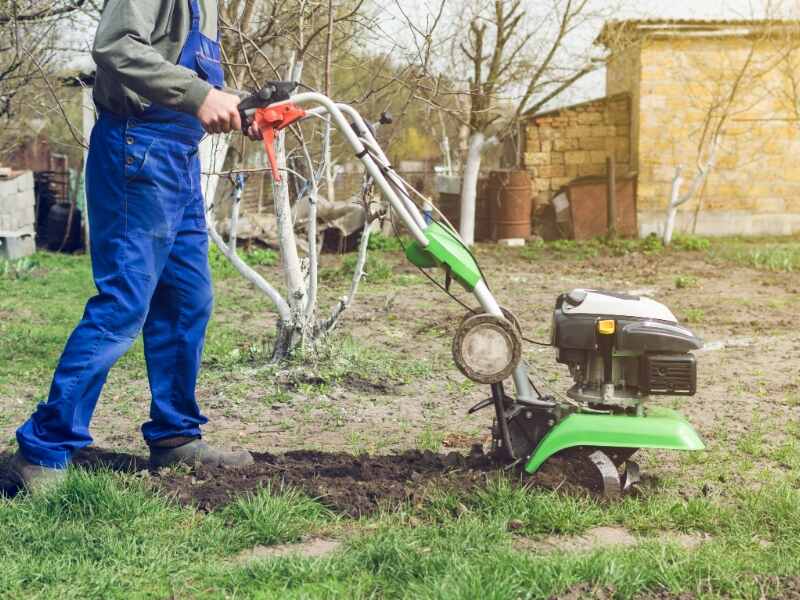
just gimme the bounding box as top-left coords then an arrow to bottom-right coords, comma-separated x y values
148,437 -> 254,470
8,451 -> 68,494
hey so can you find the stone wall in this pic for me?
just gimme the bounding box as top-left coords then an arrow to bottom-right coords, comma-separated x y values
608,35 -> 800,236
523,94 -> 632,207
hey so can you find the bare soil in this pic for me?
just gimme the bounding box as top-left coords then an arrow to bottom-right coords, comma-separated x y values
233,538 -> 341,562
514,525 -> 708,554
0,444 -> 609,516
154,450 -> 591,517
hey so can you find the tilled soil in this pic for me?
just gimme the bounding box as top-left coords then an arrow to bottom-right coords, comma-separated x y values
0,446 -> 606,516
155,448 -> 602,516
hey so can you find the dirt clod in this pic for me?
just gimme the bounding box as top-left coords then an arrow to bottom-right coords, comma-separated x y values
507,519 -> 524,531
551,582 -> 618,600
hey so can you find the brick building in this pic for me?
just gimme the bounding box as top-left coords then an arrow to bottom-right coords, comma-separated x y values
524,20 -> 800,237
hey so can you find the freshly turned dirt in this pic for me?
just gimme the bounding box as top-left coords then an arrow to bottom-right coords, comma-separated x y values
154,448 -> 600,516
0,445 -> 623,513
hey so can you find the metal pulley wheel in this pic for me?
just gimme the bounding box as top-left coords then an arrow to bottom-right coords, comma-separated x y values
452,313 -> 522,384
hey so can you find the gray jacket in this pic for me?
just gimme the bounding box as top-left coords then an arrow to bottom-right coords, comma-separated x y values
92,0 -> 219,117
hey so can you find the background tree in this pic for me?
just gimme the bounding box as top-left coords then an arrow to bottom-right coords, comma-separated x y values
0,0 -> 95,160
400,0 -> 612,244
201,0 -> 399,360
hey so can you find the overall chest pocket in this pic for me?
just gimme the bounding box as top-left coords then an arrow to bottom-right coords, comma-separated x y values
196,54 -> 224,88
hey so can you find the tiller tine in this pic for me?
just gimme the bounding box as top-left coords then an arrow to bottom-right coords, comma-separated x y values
622,460 -> 640,492
587,450 -> 640,497
588,449 -> 622,498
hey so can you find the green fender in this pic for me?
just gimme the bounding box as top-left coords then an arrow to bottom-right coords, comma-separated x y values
524,407 -> 705,474
405,222 -> 482,291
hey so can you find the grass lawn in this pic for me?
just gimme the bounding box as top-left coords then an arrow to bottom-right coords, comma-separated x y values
1,235 -> 800,599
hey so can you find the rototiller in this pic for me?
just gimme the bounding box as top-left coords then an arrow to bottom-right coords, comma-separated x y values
239,82 -> 705,495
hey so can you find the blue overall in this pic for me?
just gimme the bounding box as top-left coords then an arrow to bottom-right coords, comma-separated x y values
16,0 -> 224,468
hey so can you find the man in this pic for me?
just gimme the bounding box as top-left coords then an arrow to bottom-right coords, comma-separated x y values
10,0 -> 260,492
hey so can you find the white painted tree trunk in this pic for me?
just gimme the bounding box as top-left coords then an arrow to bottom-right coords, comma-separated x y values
272,130 -> 306,311
662,136 -> 719,246
197,57 -> 374,361
663,169 -> 684,246
459,131 -> 485,245
324,121 -> 335,204
459,132 -> 498,245
199,134 -> 291,322
199,134 -> 229,204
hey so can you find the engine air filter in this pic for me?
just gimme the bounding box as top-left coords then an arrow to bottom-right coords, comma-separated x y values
640,354 -> 697,396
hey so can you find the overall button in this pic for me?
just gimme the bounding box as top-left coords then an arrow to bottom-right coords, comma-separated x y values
126,136 -> 134,144
126,156 -> 134,165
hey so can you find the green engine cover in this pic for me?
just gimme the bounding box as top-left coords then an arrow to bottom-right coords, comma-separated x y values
524,407 -> 705,474
405,222 -> 482,291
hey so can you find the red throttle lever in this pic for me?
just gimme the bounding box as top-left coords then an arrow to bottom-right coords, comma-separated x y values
253,103 -> 306,182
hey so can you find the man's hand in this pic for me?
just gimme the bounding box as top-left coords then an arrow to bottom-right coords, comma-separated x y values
197,89 -> 242,134
246,120 -> 263,141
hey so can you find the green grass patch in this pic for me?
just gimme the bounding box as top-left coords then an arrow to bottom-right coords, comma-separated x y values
3,471 -> 800,598
275,334 -> 433,396
520,234 -> 669,261
321,253 -> 394,283
674,274 -> 698,289
709,237 -> 800,272
367,233 -> 411,253
684,308 -> 705,323
518,234 -> 725,262
208,244 -> 279,279
222,484 -> 335,545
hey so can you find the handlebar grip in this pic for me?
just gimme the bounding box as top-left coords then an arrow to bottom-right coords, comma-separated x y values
237,81 -> 299,131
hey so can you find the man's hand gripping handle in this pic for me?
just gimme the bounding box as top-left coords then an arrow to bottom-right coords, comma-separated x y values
238,81 -> 305,182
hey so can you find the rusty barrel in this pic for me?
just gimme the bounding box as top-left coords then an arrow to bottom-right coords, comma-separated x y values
487,169 -> 532,241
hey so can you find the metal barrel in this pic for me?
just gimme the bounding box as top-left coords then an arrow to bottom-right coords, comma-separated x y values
487,169 -> 533,241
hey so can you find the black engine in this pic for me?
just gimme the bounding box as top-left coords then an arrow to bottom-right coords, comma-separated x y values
551,289 -> 702,409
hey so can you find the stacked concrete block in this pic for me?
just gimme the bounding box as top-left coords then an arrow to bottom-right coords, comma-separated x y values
0,170 -> 36,260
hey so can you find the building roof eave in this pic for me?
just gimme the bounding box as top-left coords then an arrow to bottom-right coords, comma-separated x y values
598,19 -> 800,47
524,92 -> 630,119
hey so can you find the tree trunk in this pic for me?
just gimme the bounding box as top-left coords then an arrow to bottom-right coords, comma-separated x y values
323,0 -> 335,204
459,131 -> 485,245
271,319 -> 298,363
199,134 -> 230,203
664,205 -> 679,246
663,169 -> 683,246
